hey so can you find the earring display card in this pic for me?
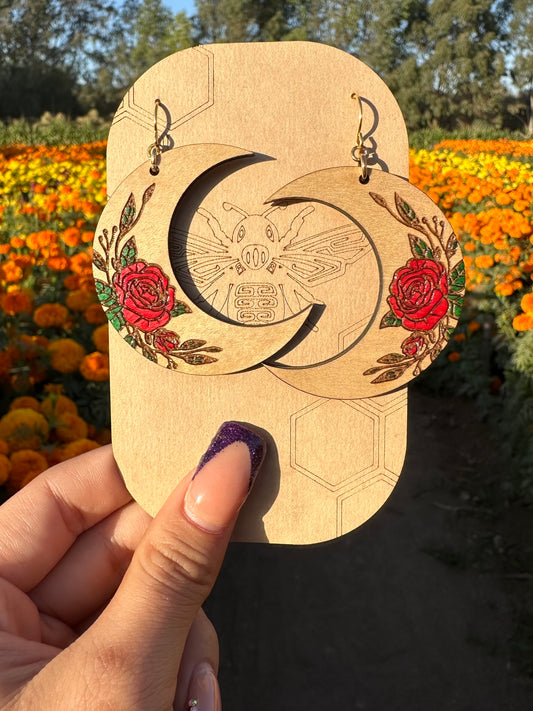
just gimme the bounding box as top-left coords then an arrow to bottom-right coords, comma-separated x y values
99,42 -> 459,544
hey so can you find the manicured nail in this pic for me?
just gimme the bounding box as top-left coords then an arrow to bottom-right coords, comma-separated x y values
184,422 -> 265,533
187,662 -> 221,711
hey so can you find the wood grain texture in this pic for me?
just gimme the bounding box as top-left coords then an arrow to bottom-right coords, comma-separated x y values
104,41 -> 414,543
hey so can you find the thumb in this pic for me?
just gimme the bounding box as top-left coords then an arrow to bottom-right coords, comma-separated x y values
84,422 -> 264,707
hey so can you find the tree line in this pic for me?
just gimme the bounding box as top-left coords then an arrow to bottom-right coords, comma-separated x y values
0,0 -> 532,133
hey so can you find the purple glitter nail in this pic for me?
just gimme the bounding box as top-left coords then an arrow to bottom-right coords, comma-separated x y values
194,421 -> 265,488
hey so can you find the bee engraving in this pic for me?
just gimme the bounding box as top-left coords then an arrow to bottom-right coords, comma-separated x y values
172,201 -> 369,324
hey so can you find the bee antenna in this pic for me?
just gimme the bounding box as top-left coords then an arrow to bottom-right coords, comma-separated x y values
222,202 -> 249,218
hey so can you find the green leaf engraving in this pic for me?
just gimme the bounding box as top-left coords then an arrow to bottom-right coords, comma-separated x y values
95,279 -> 113,298
376,353 -> 407,364
93,250 -> 106,272
120,236 -> 138,267
170,300 -> 191,317
125,334 -> 138,349
408,234 -> 434,260
370,367 -> 406,385
449,261 -> 466,293
380,310 -> 402,329
395,193 -> 417,223
120,193 -> 136,232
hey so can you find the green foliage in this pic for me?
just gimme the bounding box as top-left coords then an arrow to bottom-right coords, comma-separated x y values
0,114 -> 109,146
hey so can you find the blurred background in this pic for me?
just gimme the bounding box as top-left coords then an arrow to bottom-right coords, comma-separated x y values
0,1 -> 532,708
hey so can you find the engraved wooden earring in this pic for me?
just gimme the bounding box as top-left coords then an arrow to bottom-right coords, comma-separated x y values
263,92 -> 466,399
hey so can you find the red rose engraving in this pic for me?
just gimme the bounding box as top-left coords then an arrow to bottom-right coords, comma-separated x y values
114,261 -> 175,332
153,329 -> 180,352
401,334 -> 426,357
389,259 -> 448,331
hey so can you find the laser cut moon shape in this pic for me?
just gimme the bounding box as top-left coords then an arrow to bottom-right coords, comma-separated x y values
92,144 -> 312,375
266,167 -> 465,399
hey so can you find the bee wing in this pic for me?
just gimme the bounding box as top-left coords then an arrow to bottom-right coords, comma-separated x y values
274,223 -> 370,288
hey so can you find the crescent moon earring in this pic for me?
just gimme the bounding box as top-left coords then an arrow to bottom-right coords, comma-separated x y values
92,102 -> 311,376
264,92 -> 466,399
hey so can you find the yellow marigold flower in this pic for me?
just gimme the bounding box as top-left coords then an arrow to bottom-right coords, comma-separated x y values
0,454 -> 11,485
513,313 -> 533,331
521,292 -> 533,314
0,409 -> 49,452
40,393 -> 78,420
474,255 -> 494,269
0,290 -> 33,315
66,288 -> 96,312
9,449 -> 48,491
92,323 -> 109,353
54,412 -> 89,443
79,351 -> 110,381
48,338 -> 86,374
448,352 -> 461,362
33,302 -> 69,328
9,396 -> 40,412
58,438 -> 100,461
84,302 -> 107,325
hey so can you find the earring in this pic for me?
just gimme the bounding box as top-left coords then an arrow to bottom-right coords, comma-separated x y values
92,107 -> 310,375
263,91 -> 465,398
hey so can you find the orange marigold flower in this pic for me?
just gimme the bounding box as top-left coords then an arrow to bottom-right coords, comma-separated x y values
0,244 -> 10,255
495,283 -> 514,296
475,255 -> 494,269
18,334 -> 49,359
513,313 -> 533,331
81,231 -> 94,243
0,409 -> 49,452
58,438 -> 100,461
468,321 -> 481,333
2,261 -> 23,282
47,256 -> 70,271
9,449 -> 48,490
0,439 -> 9,455
0,454 -> 11,485
48,338 -> 86,373
66,288 -> 96,312
70,253 -> 92,274
521,292 -> 533,314
496,193 -> 513,206
40,393 -> 78,419
54,412 -> 89,443
453,333 -> 466,342
84,302 -> 106,325
513,199 -> 529,212
0,290 -> 33,315
33,303 -> 69,328
62,227 -> 81,248
9,396 -> 40,412
92,323 -> 109,352
10,236 -> 25,249
63,274 -> 80,290
448,352 -> 461,362
463,241 -> 476,252
79,351 -> 110,381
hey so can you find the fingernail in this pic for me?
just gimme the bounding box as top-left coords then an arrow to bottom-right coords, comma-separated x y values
188,662 -> 221,711
184,422 -> 265,533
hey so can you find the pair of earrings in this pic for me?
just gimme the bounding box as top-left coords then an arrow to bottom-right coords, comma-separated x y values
92,94 -> 464,400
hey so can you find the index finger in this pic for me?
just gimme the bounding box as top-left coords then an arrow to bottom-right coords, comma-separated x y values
0,445 -> 132,591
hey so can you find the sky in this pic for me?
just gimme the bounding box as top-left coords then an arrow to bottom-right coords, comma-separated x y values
166,0 -> 196,15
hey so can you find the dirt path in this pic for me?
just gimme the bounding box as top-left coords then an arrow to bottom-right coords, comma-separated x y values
206,386 -> 533,710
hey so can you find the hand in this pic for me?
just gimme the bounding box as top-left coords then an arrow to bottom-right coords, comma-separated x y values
0,422 -> 264,710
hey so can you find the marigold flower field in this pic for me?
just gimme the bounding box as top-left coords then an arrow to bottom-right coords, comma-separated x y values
0,138 -> 532,493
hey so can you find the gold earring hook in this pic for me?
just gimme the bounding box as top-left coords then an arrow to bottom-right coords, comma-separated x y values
350,92 -> 369,183
148,98 -> 162,175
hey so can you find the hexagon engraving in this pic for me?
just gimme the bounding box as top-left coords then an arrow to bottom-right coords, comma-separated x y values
291,399 -> 379,492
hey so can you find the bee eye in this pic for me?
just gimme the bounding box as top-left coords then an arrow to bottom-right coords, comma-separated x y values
266,225 -> 273,240
238,225 -> 246,241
